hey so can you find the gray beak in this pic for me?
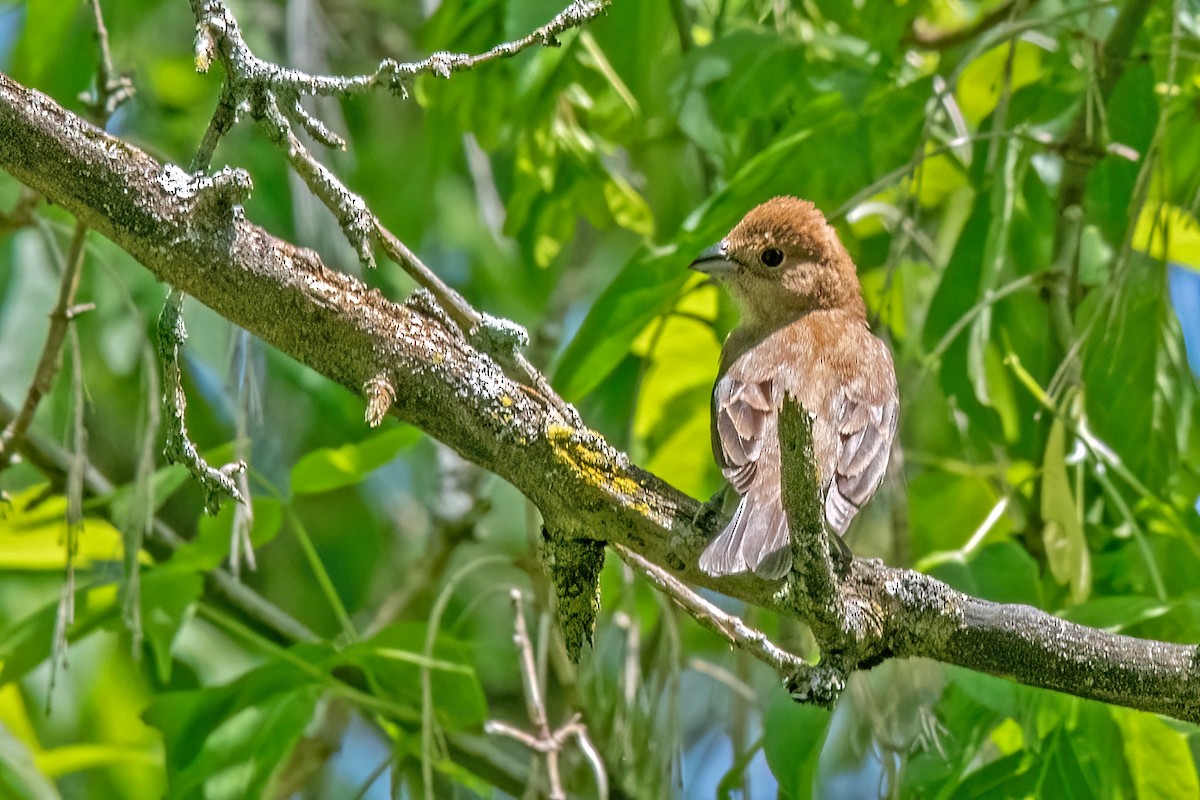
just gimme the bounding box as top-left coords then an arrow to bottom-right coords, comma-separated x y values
689,240 -> 733,275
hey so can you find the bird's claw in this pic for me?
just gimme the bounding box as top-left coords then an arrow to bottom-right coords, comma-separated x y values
693,486 -> 731,532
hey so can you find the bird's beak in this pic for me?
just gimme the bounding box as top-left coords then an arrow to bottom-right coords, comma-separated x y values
689,240 -> 733,276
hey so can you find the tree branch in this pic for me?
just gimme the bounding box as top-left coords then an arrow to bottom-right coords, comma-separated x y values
1,71 -> 1197,723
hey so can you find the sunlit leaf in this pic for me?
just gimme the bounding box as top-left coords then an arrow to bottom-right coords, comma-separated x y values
0,486 -> 141,570
632,282 -> 722,497
1114,708 -> 1200,800
1134,205 -> 1200,267
955,41 -> 1044,126
290,426 -> 422,495
1041,416 -> 1090,604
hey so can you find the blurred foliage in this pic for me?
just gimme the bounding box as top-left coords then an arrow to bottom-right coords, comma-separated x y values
2,0 -> 1200,797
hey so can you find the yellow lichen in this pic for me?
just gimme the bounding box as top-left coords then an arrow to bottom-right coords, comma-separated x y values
546,424 -> 642,499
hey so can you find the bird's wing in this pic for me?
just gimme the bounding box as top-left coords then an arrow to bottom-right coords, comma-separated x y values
702,375 -> 791,579
712,375 -> 773,493
824,345 -> 898,535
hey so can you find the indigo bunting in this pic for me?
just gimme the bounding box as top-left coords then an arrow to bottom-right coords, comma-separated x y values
691,196 -> 898,579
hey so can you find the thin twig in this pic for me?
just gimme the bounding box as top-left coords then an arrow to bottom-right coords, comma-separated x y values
613,544 -> 812,682
120,342 -> 160,654
483,588 -> 609,800
48,326 -> 88,711
80,0 -> 135,122
228,329 -> 258,577
0,223 -> 89,475
187,0 -> 605,270
190,0 -> 608,99
157,288 -> 246,514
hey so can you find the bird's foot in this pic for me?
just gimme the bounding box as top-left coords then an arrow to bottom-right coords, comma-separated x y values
693,486 -> 730,532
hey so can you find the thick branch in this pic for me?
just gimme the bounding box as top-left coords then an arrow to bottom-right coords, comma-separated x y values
847,559 -> 1200,722
2,72 -> 1197,722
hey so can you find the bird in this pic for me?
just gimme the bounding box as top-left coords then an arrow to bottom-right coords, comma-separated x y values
690,196 -> 898,579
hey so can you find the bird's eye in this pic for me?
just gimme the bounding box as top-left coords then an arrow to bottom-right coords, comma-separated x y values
760,247 -> 784,268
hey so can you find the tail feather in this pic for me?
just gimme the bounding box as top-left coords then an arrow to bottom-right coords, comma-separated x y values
699,495 -> 792,579
698,498 -> 749,576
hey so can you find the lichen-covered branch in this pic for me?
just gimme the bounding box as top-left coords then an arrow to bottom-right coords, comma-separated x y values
1,71 -> 1198,723
190,0 -> 608,102
157,287 -> 246,514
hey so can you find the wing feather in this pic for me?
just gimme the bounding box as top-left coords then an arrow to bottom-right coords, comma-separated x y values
703,375 -> 791,577
826,345 -> 898,534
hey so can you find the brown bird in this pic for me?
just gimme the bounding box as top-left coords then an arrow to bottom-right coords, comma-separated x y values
691,196 -> 898,579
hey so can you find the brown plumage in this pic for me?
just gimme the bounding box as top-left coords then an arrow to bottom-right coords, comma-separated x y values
691,196 -> 898,579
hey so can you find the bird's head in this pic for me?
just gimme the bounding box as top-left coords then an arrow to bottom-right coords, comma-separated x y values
690,196 -> 864,327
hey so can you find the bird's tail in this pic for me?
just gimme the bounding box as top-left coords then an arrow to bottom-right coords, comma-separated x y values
698,494 -> 791,579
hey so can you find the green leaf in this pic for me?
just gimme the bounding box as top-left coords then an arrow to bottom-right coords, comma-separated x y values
173,497 -> 284,573
339,621 -> 486,731
908,472 -> 1007,557
11,0 -> 80,85
632,284 -> 722,497
552,245 -> 692,402
968,141 -> 1022,408
1036,730 -> 1099,800
1081,255 -> 1173,491
1041,416 -> 1090,603
1107,64 -> 1159,156
928,541 -> 1041,607
955,41 -> 1044,126
0,486 -> 137,571
1060,595 -> 1174,633
140,567 -> 204,684
923,193 -> 1010,442
948,668 -> 1019,719
603,173 -> 654,236
1114,708 -> 1200,800
0,725 -> 61,800
290,426 -> 422,495
145,660 -> 322,800
762,698 -> 829,800
0,584 -> 119,684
